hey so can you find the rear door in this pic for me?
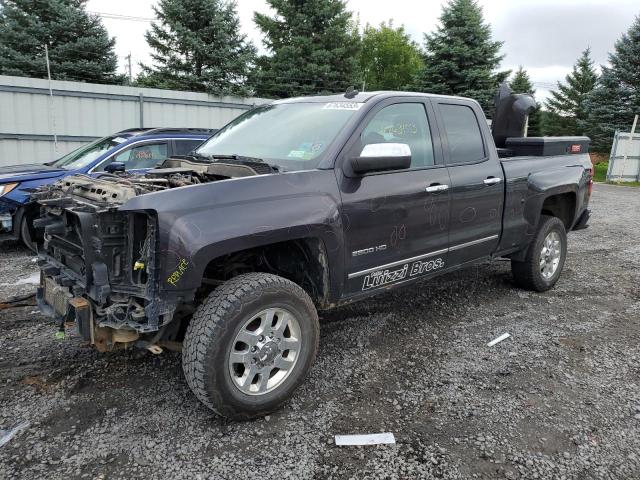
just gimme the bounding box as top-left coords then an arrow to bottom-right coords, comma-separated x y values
338,97 -> 451,295
434,100 -> 504,266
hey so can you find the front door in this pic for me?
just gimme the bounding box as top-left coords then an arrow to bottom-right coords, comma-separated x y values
338,99 -> 451,295
435,100 -> 504,266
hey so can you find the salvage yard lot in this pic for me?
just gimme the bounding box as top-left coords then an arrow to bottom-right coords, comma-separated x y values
0,183 -> 639,480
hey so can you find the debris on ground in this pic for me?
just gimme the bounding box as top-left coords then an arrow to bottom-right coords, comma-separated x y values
487,332 -> 511,347
0,422 -> 30,448
335,432 -> 396,446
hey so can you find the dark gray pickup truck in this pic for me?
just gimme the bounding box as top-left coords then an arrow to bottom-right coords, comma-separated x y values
32,87 -> 592,419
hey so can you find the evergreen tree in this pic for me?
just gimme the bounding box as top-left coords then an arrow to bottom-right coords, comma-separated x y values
413,0 -> 507,115
509,66 -> 534,94
358,21 -> 423,91
583,17 -> 640,152
139,0 -> 256,96
545,48 -> 598,136
509,66 -> 541,136
252,0 -> 360,98
0,0 -> 121,83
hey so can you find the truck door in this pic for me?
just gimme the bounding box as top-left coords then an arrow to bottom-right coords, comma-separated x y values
337,98 -> 451,295
434,100 -> 504,266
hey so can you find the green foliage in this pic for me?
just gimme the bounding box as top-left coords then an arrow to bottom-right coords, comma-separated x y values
593,161 -> 608,182
138,0 -> 256,96
0,0 -> 121,83
358,21 -> 423,91
413,0 -> 507,115
544,48 -> 598,136
251,0 -> 361,98
509,66 -> 534,94
583,17 -> 640,152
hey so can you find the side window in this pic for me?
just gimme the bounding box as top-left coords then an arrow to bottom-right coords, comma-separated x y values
98,142 -> 169,171
360,103 -> 435,169
439,104 -> 486,164
174,139 -> 203,156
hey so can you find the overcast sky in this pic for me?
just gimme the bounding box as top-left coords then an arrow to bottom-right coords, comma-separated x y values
86,0 -> 638,100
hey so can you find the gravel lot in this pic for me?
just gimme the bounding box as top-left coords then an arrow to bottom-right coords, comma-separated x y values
0,183 -> 639,480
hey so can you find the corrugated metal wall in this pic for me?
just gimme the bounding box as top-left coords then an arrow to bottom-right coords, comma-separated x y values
0,75 -> 271,167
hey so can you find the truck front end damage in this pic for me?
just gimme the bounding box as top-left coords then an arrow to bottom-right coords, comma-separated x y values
33,176 -> 176,351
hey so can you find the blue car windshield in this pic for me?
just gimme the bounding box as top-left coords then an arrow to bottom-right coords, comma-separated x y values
195,102 -> 362,171
52,136 -> 128,170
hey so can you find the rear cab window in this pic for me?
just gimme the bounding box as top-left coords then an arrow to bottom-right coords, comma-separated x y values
439,104 -> 486,164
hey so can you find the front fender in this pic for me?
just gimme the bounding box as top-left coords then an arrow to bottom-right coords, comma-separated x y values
120,170 -> 344,298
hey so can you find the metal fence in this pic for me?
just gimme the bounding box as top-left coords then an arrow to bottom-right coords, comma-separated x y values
0,75 -> 270,167
607,130 -> 640,182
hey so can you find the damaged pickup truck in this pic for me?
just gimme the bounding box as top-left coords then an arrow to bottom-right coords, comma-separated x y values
32,87 -> 592,419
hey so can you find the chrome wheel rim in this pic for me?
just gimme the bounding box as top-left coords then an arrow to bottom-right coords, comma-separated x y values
228,307 -> 301,396
540,231 -> 562,279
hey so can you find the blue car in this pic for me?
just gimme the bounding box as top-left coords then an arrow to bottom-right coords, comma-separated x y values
0,127 -> 214,249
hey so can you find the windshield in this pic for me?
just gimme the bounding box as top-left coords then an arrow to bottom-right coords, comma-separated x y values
195,102 -> 362,171
52,136 -> 128,170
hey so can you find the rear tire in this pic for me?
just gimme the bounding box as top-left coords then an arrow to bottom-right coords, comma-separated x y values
511,215 -> 567,292
182,272 -> 319,420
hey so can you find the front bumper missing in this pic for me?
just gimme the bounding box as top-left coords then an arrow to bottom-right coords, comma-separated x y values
37,278 -> 139,352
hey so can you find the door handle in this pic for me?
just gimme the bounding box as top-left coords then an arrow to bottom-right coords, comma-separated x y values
425,184 -> 449,193
483,177 -> 502,186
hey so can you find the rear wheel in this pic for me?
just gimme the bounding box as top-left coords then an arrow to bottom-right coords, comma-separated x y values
182,272 -> 319,419
511,215 -> 567,292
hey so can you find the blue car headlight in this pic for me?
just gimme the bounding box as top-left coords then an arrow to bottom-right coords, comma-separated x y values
0,183 -> 19,196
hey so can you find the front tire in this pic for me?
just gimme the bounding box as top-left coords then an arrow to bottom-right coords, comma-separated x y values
19,212 -> 36,252
511,215 -> 567,292
182,273 -> 319,420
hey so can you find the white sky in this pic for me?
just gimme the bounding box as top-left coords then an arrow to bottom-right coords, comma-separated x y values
86,0 -> 639,101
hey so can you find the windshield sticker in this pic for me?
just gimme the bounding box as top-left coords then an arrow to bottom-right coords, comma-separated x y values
113,137 -> 127,144
323,102 -> 363,111
287,150 -> 307,159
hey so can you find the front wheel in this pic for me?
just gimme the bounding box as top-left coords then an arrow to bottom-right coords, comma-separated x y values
182,273 -> 319,420
511,215 -> 567,292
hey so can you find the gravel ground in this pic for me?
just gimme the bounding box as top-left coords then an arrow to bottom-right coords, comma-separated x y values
0,183 -> 639,480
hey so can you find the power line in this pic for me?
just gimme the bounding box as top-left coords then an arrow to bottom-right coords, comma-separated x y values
88,11 -> 154,23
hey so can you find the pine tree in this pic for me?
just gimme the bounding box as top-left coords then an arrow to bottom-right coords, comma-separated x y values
0,0 -> 121,83
509,66 -> 541,136
583,18 -> 640,152
138,0 -> 256,96
545,48 -> 598,136
358,21 -> 423,91
413,0 -> 507,115
252,0 -> 360,98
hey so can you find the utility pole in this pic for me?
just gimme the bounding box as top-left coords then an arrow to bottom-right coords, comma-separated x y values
125,53 -> 133,84
44,44 -> 58,153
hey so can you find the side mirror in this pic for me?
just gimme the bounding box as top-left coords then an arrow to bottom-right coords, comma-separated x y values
104,162 -> 125,173
350,143 -> 411,174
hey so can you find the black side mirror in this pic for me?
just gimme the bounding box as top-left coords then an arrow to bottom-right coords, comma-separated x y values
104,162 -> 125,173
350,143 -> 412,174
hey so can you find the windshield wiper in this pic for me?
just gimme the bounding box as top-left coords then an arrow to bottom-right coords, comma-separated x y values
187,152 -> 213,161
209,154 -> 265,163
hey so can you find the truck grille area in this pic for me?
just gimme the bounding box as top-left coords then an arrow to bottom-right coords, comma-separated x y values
34,201 -> 174,333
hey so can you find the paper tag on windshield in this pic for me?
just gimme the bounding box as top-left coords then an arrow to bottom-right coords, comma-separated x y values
323,102 -> 363,111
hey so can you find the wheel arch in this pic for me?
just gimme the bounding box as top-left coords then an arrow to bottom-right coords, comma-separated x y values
198,236 -> 332,309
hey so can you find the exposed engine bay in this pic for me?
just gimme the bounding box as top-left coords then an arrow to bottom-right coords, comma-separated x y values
33,157 -> 276,207
31,157 -> 276,352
